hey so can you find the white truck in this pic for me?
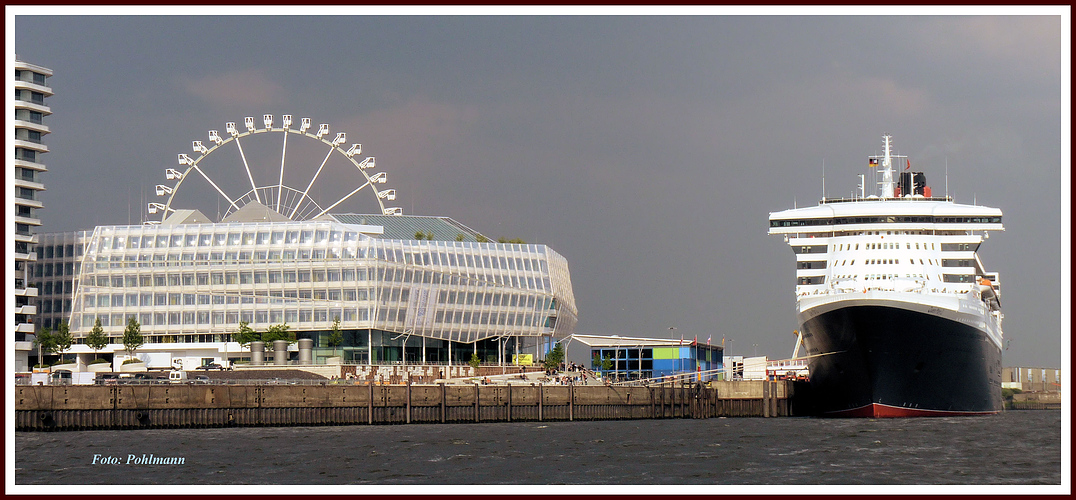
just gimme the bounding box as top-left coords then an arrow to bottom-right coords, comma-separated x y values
168,370 -> 189,384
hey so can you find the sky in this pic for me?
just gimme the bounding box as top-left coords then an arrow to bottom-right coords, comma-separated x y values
9,8 -> 1069,369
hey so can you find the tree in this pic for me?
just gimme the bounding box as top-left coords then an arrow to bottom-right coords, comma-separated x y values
33,327 -> 55,368
425,231 -> 434,240
476,235 -> 489,243
468,352 -> 481,370
262,323 -> 295,344
122,316 -> 144,362
414,231 -> 426,240
235,320 -> 260,347
327,316 -> 344,358
455,234 -> 465,242
85,317 -> 108,362
543,342 -> 564,371
497,237 -> 526,244
601,354 -> 614,371
52,321 -> 74,365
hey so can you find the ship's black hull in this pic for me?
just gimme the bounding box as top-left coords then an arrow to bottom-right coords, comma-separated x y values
800,304 -> 1002,417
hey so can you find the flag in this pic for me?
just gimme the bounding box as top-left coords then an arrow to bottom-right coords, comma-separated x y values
869,158 -> 878,167
707,335 -> 712,345
905,159 -> 911,170
693,334 -> 697,345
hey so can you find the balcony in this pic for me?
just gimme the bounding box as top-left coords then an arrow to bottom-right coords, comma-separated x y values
15,305 -> 37,315
13,177 -> 46,193
13,157 -> 48,174
13,233 -> 39,245
13,78 -> 52,96
13,214 -> 41,226
15,323 -> 36,334
13,252 -> 38,263
15,280 -> 38,297
14,139 -> 48,154
12,99 -> 51,115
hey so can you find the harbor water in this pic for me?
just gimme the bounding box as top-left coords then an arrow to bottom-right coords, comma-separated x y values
13,410 -> 1061,487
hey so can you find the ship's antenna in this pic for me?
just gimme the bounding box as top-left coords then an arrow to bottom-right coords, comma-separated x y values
821,159 -> 826,202
858,174 -> 865,199
945,158 -> 949,200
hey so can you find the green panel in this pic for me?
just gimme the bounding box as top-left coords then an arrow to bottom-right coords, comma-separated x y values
653,347 -> 678,359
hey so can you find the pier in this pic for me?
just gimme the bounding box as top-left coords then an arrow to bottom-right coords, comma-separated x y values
15,380 -> 808,431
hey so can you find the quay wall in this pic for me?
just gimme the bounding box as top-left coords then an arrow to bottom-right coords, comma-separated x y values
15,380 -> 807,431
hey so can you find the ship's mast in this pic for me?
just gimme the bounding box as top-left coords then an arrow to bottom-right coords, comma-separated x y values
881,135 -> 895,198
868,134 -> 906,199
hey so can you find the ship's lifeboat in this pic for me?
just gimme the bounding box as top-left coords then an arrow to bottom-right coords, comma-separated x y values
977,278 -> 1001,310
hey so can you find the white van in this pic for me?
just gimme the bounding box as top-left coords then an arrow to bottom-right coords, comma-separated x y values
168,370 -> 188,384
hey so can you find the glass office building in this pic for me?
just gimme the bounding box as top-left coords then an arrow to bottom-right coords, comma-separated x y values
33,212 -> 577,369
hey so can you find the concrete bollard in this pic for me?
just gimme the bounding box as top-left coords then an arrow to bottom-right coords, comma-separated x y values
273,340 -> 289,365
298,338 -> 313,364
250,342 -> 265,365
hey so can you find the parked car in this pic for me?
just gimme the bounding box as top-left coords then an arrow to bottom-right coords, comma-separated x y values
192,375 -> 211,384
196,363 -> 226,371
96,373 -> 120,385
133,373 -> 167,384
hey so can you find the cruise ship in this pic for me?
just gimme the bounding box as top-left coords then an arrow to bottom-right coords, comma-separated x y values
768,135 -> 1004,417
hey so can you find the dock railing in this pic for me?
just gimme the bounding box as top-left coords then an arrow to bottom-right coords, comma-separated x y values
611,367 -> 726,387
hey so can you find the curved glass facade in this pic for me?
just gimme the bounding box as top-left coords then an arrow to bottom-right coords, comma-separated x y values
63,218 -> 577,357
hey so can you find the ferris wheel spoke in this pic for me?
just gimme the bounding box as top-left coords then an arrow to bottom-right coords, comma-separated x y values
277,130 -> 289,213
233,136 -> 261,204
289,145 -> 335,219
192,165 -> 240,212
314,181 -> 372,219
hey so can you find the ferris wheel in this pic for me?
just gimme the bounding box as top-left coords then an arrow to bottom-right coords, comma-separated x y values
147,114 -> 401,223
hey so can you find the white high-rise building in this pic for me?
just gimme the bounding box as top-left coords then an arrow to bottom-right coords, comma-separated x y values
13,57 -> 53,372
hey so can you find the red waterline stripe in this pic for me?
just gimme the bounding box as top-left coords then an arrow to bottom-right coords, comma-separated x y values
824,403 -> 1000,418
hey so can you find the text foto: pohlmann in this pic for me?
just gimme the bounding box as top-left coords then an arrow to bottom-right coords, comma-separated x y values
92,454 -> 186,465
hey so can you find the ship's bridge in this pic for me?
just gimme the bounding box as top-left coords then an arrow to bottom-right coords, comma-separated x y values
768,200 -> 1003,236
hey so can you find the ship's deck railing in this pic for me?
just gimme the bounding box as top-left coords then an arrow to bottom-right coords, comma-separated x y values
800,286 -> 978,297
818,195 -> 953,204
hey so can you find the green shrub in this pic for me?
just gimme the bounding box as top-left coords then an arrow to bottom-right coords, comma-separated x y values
121,358 -> 143,365
89,358 -> 110,365
1002,388 -> 1023,399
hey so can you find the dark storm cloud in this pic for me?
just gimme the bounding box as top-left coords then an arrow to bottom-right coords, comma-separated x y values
10,11 -> 1067,368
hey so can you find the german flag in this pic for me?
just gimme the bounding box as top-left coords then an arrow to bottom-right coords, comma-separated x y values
869,158 -> 878,167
